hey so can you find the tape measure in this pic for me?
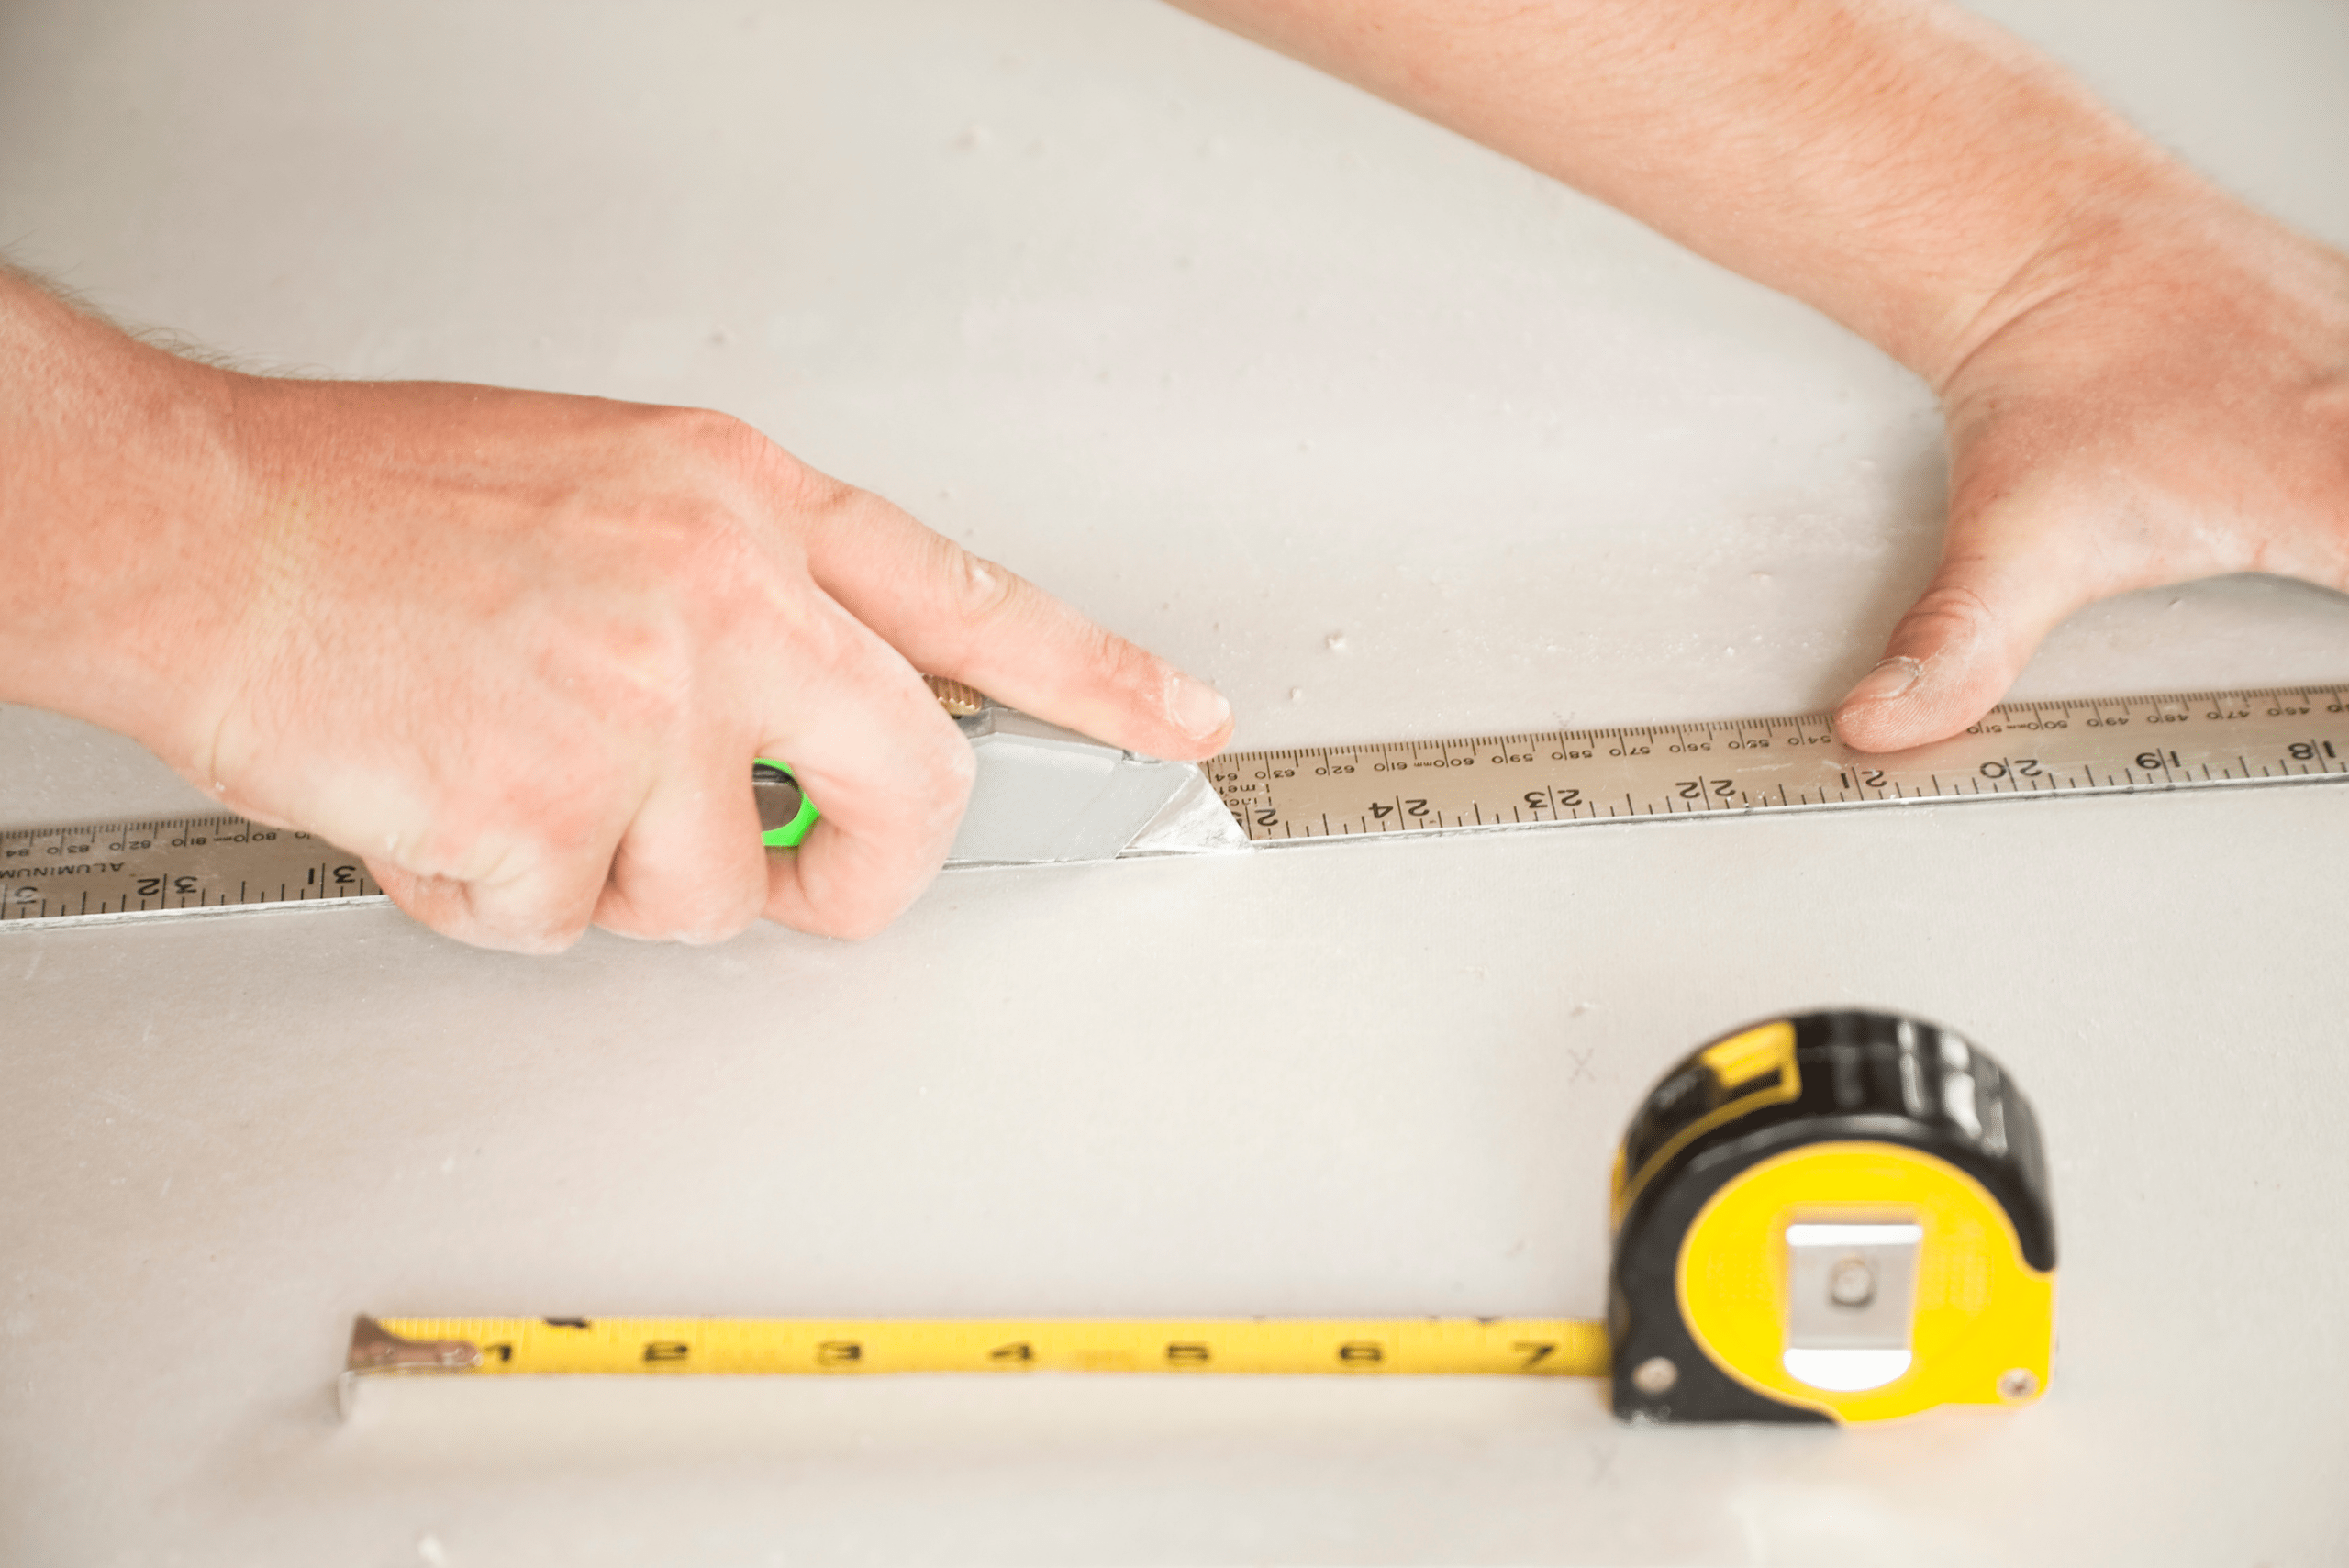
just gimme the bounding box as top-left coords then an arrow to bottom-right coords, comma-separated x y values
344,1008 -> 2054,1426
6,684 -> 2342,929
1606,1009 -> 2053,1423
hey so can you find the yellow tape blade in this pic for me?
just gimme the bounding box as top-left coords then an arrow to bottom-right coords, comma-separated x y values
365,1317 -> 1608,1378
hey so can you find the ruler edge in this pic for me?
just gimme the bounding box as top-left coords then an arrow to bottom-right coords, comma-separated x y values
1227,762 -> 2349,852
0,892 -> 390,933
6,682 -> 2346,926
1211,681 -> 2349,846
1211,682 -> 2349,766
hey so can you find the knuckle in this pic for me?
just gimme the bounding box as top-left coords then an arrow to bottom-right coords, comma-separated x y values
608,903 -> 759,947
1897,581 -> 1997,648
642,404 -> 758,462
768,871 -> 907,943
503,922 -> 588,957
392,810 -> 607,951
1085,625 -> 1162,699
390,817 -> 499,886
445,889 -> 589,955
761,448 -> 841,516
526,548 -> 795,740
950,547 -> 1021,620
636,406 -> 840,519
864,517 -> 1022,628
819,905 -> 896,942
674,914 -> 758,947
736,431 -> 841,517
907,723 -> 978,828
866,761 -> 973,863
934,723 -> 980,793
484,791 -> 609,870
891,522 -> 1023,628
670,877 -> 767,946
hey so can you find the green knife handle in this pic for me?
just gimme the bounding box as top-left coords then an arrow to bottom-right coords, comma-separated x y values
752,761 -> 819,848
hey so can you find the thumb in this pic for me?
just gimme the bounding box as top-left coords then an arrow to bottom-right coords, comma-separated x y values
1832,528 -> 2089,754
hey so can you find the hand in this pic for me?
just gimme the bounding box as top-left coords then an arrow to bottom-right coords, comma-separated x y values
1174,1 -> 2349,754
221,382 -> 1236,950
0,307 -> 1234,951
1832,195 -> 2349,751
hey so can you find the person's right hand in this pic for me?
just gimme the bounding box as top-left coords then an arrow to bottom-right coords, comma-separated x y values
1,287 -> 1232,952
216,381 -> 1236,951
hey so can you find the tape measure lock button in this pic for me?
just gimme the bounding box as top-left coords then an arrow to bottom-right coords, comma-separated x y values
1606,1009 -> 2056,1425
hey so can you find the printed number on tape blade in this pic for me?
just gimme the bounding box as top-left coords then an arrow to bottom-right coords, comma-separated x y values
7,684 -> 2341,929
345,1010 -> 2058,1428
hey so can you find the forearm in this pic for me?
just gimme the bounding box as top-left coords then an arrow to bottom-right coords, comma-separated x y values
0,270 -> 247,751
1169,0 -> 2202,385
0,271 -> 240,746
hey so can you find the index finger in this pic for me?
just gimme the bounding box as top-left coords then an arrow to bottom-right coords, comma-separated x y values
799,489 -> 1234,761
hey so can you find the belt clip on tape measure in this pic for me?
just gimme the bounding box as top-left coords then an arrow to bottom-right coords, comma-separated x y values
1609,1009 -> 2055,1423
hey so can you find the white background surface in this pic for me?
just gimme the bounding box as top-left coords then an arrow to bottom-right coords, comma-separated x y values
3,2 -> 2346,1562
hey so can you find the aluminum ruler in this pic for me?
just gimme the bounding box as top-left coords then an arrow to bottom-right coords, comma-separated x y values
5,683 -> 2345,930
1208,683 -> 2349,842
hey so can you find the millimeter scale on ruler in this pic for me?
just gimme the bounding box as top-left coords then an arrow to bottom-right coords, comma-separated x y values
1208,682 -> 2349,843
4,683 -> 2346,929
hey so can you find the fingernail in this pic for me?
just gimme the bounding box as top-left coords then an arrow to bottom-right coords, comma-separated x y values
1167,672 -> 1232,739
1843,656 -> 1924,706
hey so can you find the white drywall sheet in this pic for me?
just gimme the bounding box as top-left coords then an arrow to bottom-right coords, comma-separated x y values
2,2 -> 2345,1562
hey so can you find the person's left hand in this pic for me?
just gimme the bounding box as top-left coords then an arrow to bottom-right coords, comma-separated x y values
1831,192 -> 2349,751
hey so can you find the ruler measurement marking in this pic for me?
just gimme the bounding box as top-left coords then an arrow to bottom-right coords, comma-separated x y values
1208,684 -> 2349,850
8,685 -> 2349,929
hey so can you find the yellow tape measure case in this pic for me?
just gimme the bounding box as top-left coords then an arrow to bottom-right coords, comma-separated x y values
1607,1010 -> 2056,1424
